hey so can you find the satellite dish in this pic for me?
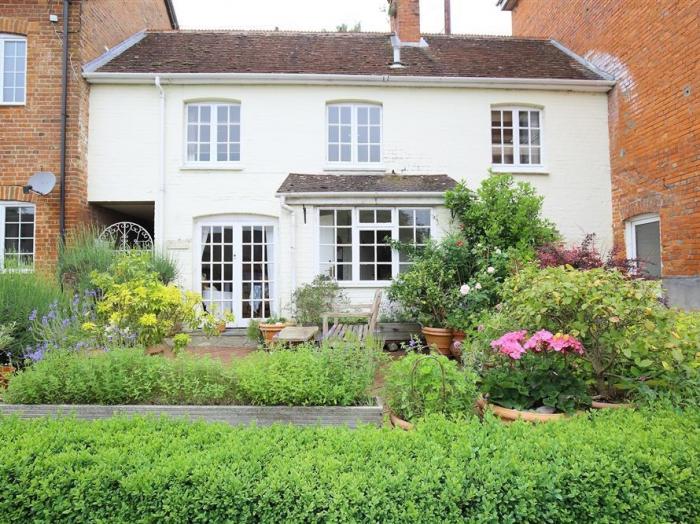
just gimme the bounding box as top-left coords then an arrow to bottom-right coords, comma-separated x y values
23,172 -> 56,196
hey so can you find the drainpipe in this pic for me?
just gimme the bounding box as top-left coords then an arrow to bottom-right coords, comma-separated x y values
154,76 -> 166,249
58,0 -> 70,240
280,196 -> 297,314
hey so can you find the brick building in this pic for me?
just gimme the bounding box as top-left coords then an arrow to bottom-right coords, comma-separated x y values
0,0 -> 176,271
499,0 -> 699,307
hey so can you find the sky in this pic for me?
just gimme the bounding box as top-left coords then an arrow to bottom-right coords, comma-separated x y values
171,0 -> 512,35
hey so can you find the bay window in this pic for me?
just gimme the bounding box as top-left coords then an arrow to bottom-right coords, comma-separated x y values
1,203 -> 35,270
318,207 -> 431,284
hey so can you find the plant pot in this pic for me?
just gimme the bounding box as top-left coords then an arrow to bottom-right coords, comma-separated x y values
216,322 -> 227,334
421,327 -> 453,356
259,323 -> 286,343
389,411 -> 414,431
591,400 -> 635,409
0,365 -> 15,387
450,330 -> 466,360
477,397 -> 569,423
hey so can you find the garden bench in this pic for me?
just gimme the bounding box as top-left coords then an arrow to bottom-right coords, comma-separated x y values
322,290 -> 382,342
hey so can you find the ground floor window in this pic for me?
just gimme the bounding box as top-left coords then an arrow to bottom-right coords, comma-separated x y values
625,213 -> 661,278
0,202 -> 34,270
318,207 -> 432,284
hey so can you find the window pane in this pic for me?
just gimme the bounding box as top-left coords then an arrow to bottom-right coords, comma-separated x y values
328,144 -> 339,162
415,209 -> 430,226
359,230 -> 374,243
360,264 -> 375,280
360,246 -> 374,262
187,105 -> 198,121
416,228 -> 431,244
230,125 -> 240,142
340,125 -> 351,143
336,227 -> 351,243
502,111 -> 512,125
370,127 -> 380,143
376,246 -> 391,262
376,210 -> 391,223
491,110 -> 501,126
398,209 -> 413,226
328,126 -> 339,142
340,106 -> 351,123
519,111 -> 529,126
492,147 -> 502,164
491,128 -> 502,144
520,148 -> 530,165
337,246 -> 352,262
519,129 -> 529,145
359,210 -> 374,223
635,221 -> 661,278
503,128 -> 513,145
531,147 -> 541,164
341,144 -> 351,161
328,106 -> 339,124
358,126 -> 368,143
530,111 -> 540,127
200,106 -> 211,121
376,265 -> 392,280
320,245 -> 336,264
370,107 -> 381,125
358,107 -> 368,125
217,106 -> 228,123
358,145 -> 368,163
531,129 -> 541,146
319,227 -> 335,244
503,146 -> 514,164
370,145 -> 380,162
337,210 -> 352,226
337,264 -> 352,281
399,228 -> 413,243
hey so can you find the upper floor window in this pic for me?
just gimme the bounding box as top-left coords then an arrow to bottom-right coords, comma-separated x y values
1,34 -> 27,104
1,202 -> 34,270
491,107 -> 542,167
327,103 -> 382,166
186,102 -> 240,164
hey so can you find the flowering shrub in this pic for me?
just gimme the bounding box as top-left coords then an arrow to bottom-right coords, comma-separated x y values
537,233 -> 631,273
481,330 -> 590,413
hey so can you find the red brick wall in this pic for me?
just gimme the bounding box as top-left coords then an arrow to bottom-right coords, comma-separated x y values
509,0 -> 699,278
0,0 -> 171,272
390,0 -> 421,43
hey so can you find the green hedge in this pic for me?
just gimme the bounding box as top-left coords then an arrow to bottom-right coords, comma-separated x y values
0,408 -> 697,523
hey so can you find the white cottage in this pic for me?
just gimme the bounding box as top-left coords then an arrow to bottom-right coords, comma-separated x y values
83,2 -> 614,326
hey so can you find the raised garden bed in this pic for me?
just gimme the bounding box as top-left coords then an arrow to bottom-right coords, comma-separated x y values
0,398 -> 383,428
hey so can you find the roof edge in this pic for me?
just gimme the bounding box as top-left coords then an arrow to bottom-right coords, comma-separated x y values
82,31 -> 147,74
164,0 -> 179,29
83,71 -> 615,92
549,39 -> 615,82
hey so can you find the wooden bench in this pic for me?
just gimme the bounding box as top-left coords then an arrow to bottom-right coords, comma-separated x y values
322,290 -> 382,342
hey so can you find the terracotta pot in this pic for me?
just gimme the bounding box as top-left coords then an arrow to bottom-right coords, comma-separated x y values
477,397 -> 570,423
450,330 -> 466,360
0,365 -> 15,388
216,322 -> 227,334
421,327 -> 453,356
259,323 -> 286,343
389,412 -> 414,431
591,400 -> 635,409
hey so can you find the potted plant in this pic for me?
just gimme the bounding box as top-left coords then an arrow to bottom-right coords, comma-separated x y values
0,322 -> 16,387
258,316 -> 289,343
480,330 -> 591,422
383,350 -> 479,430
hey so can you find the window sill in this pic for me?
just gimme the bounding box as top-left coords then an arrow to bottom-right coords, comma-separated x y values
336,281 -> 393,288
491,165 -> 549,175
323,164 -> 386,173
0,101 -> 26,107
180,163 -> 244,172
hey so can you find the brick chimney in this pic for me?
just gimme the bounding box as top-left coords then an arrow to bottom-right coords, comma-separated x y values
389,0 -> 421,43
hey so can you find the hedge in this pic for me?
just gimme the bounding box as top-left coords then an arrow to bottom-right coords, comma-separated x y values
0,408 -> 697,523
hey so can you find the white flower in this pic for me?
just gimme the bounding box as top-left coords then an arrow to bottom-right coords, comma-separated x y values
460,284 -> 471,295
475,282 -> 482,290
494,248 -> 502,255
486,266 -> 495,274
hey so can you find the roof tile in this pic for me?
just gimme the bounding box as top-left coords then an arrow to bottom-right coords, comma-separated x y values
277,174 -> 457,194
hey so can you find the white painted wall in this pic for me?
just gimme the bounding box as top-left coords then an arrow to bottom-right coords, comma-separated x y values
87,82 -> 612,319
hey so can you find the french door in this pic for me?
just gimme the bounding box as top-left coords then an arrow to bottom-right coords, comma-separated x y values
198,220 -> 275,327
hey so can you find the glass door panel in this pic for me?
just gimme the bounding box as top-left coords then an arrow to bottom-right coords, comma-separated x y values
240,225 -> 274,322
201,225 -> 235,318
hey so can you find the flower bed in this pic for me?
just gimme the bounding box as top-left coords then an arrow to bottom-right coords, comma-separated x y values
0,408 -> 697,522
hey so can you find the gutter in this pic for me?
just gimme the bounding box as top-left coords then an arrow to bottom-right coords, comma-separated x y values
155,76 -> 166,249
58,0 -> 70,241
83,72 -> 615,92
275,191 -> 450,198
279,196 -> 297,306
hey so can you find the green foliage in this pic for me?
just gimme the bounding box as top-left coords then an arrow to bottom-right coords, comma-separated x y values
0,408 -> 697,522
91,252 -> 215,346
291,275 -> 344,326
481,352 -> 591,413
0,272 -> 65,363
479,265 -> 672,399
383,352 -> 479,421
246,319 -> 264,344
233,338 -> 383,406
172,333 -> 191,355
0,322 -> 14,353
445,173 -> 559,250
4,348 -> 236,405
57,226 -> 117,292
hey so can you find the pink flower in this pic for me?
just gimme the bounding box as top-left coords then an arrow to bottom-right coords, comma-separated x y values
491,330 -> 528,360
524,330 -> 554,352
460,284 -> 471,295
549,333 -> 585,355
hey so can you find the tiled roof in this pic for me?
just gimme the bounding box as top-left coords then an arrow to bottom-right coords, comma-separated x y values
95,31 -> 604,81
277,174 -> 457,194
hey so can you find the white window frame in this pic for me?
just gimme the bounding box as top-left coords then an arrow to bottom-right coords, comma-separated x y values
0,201 -> 35,271
325,103 -> 383,169
490,106 -> 544,172
316,207 -> 433,286
625,213 -> 661,273
0,34 -> 27,106
183,101 -> 242,169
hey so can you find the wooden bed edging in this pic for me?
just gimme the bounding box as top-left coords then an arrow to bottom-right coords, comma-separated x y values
0,399 -> 384,428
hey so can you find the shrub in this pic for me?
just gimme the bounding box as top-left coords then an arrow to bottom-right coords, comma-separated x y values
383,352 -> 478,421
0,272 -> 65,364
480,266 -> 669,399
0,408 -> 697,522
4,348 -> 236,405
233,338 -> 383,406
290,275 -> 344,326
537,233 -> 631,273
445,173 -> 559,251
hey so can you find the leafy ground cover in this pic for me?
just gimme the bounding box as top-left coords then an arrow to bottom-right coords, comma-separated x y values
0,407 -> 696,523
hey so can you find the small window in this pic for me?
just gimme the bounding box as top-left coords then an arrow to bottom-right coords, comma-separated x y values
1,34 -> 27,104
186,102 -> 240,164
625,214 -> 661,278
318,207 -> 431,283
327,103 -> 382,165
491,107 -> 542,167
1,203 -> 35,270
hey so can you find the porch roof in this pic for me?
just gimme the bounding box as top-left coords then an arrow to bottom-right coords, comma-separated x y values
276,174 -> 457,195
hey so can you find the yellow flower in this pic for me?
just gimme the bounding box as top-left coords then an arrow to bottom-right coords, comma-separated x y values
138,313 -> 158,327
81,322 -> 97,332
